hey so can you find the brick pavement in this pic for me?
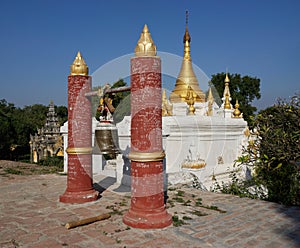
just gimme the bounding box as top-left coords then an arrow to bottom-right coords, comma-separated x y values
0,173 -> 299,248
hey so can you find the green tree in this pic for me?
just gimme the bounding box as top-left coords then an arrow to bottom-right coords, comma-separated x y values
0,99 -> 16,159
214,94 -> 300,206
252,95 -> 300,205
13,104 -> 48,148
210,73 -> 261,124
55,105 -> 68,126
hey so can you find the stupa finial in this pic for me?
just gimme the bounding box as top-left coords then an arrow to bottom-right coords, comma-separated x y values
186,85 -> 196,115
225,72 -> 230,83
232,99 -> 243,118
207,87 -> 214,116
70,51 -> 89,76
134,24 -> 157,57
224,93 -> 231,109
169,11 -> 205,104
223,71 -> 231,99
183,10 -> 191,44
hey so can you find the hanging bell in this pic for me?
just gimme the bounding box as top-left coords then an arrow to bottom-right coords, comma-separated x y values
95,121 -> 120,159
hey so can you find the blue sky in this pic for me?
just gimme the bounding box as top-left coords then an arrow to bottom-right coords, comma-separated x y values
0,0 -> 299,110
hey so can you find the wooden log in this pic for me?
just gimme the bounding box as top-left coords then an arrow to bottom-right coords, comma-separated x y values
65,213 -> 111,229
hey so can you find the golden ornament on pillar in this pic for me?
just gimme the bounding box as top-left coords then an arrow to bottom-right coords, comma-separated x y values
134,24 -> 157,57
70,51 -> 89,76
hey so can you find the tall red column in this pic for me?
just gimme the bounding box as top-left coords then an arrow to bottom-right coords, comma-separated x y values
60,52 -> 98,203
123,25 -> 172,228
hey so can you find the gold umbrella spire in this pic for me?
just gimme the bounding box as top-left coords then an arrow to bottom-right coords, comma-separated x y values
170,11 -> 205,103
70,51 -> 89,76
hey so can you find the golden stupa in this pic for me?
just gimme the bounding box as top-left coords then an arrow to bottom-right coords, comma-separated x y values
170,11 -> 205,103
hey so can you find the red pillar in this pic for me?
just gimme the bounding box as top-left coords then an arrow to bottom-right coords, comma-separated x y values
122,55 -> 172,228
60,52 -> 98,203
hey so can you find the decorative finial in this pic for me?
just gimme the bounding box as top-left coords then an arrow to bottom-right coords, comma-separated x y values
162,89 -> 173,116
233,99 -> 242,118
186,10 -> 188,26
223,72 -> 231,100
70,51 -> 89,76
183,11 -> 192,61
134,24 -> 157,57
225,72 -> 230,83
207,87 -> 214,116
224,93 -> 231,109
207,87 -> 214,102
186,86 -> 196,115
183,10 -> 191,43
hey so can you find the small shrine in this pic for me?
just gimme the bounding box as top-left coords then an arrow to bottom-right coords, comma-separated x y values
60,13 -> 249,190
29,101 -> 63,163
116,13 -> 249,188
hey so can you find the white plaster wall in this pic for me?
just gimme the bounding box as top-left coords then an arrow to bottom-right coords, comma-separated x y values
60,118 -> 103,175
116,114 -> 248,187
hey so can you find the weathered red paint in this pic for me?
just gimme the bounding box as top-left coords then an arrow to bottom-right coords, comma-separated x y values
123,57 -> 172,228
59,75 -> 98,203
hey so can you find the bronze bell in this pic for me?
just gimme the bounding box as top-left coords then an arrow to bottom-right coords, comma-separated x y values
95,122 -> 120,159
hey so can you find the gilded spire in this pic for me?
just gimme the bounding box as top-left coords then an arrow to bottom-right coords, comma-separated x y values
223,72 -> 231,98
135,24 -> 157,57
232,99 -> 242,118
207,87 -> 214,116
225,72 -> 230,83
183,10 -> 191,61
222,72 -> 232,110
162,89 -> 173,116
224,93 -> 231,109
170,11 -> 205,104
70,51 -> 89,76
183,10 -> 191,43
186,85 -> 196,115
207,87 -> 214,102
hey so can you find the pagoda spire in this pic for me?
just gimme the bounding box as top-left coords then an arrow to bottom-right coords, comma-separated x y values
207,87 -> 214,116
183,10 -> 191,61
170,11 -> 205,103
222,72 -> 232,109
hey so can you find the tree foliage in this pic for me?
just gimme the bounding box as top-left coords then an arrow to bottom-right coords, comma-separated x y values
0,99 -> 67,161
252,95 -> 300,205
210,72 -> 261,124
221,94 -> 300,205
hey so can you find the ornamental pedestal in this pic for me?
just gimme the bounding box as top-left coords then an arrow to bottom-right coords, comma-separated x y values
122,48 -> 172,228
60,54 -> 98,203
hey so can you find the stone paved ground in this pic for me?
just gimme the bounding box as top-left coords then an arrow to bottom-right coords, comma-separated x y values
0,168 -> 300,247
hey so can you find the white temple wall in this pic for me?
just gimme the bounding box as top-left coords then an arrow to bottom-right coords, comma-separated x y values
60,118 -> 103,175
117,115 -> 248,188
61,114 -> 248,189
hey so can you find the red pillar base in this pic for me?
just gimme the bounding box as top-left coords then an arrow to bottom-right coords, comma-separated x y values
59,189 -> 99,204
123,206 -> 172,229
